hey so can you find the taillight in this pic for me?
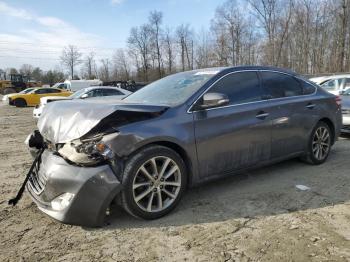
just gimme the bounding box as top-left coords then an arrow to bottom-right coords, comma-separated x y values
335,95 -> 341,106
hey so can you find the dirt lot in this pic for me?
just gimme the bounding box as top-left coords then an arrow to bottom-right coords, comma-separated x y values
0,97 -> 350,262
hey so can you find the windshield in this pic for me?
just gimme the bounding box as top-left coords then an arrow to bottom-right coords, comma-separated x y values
19,88 -> 34,94
124,70 -> 218,106
51,83 -> 61,88
69,88 -> 87,99
321,79 -> 338,90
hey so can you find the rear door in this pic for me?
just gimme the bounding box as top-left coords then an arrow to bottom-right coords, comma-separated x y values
193,71 -> 272,178
260,71 -> 317,159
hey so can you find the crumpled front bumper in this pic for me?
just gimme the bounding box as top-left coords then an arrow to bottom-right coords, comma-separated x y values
27,150 -> 122,227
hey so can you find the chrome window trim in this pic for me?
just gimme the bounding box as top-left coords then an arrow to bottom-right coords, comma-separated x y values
187,69 -> 318,113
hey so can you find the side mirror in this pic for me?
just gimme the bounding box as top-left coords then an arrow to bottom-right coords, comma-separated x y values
80,93 -> 88,99
199,92 -> 229,109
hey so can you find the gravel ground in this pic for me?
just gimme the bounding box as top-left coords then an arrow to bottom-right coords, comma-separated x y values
1,97 -> 350,261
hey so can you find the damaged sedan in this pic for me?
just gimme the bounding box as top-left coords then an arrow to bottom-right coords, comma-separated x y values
10,66 -> 342,227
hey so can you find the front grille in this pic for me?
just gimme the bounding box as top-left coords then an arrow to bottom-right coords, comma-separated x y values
28,156 -> 47,195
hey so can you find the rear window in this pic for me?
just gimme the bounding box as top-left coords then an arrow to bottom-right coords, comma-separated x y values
299,80 -> 316,95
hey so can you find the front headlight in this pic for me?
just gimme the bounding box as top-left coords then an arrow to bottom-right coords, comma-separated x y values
58,137 -> 115,165
51,192 -> 75,211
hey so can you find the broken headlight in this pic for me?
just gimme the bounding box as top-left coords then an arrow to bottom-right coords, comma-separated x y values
58,136 -> 115,165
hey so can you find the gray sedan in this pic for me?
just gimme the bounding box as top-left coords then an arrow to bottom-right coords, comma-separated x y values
17,66 -> 342,226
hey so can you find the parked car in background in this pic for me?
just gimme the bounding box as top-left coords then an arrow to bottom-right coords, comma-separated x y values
50,82 -> 67,90
33,86 -> 131,118
2,87 -> 37,102
24,66 -> 342,227
310,75 -> 350,95
340,89 -> 350,134
63,79 -> 102,92
9,87 -> 72,107
309,76 -> 330,85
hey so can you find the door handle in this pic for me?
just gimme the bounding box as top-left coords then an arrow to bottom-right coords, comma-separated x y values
256,111 -> 269,120
306,103 -> 315,109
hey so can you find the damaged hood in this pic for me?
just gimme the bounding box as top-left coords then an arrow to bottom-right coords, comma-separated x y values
37,99 -> 168,143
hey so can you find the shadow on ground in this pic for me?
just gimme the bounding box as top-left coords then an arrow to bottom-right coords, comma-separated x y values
101,138 -> 350,230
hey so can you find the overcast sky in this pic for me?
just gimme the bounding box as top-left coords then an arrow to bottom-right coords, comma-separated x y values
0,0 -> 226,71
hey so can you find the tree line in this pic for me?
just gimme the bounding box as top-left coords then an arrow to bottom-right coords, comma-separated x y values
2,0 -> 350,84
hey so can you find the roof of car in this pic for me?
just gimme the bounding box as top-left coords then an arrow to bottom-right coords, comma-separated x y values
320,74 -> 350,80
83,86 -> 130,92
193,66 -> 297,76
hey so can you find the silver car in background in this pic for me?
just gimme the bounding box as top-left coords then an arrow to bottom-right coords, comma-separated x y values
33,86 -> 131,118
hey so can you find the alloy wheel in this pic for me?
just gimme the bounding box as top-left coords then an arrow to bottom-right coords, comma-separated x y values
132,156 -> 182,213
312,126 -> 330,161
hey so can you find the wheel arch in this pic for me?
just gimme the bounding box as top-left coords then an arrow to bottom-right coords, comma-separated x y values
13,97 -> 27,106
318,117 -> 335,145
128,140 -> 194,187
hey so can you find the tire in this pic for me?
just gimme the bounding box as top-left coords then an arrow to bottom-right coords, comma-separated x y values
14,98 -> 27,107
120,145 -> 187,219
302,121 -> 332,165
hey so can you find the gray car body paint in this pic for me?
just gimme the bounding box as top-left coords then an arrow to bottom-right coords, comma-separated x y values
27,66 -> 342,226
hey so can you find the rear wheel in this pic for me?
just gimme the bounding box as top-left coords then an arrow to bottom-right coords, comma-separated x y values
303,121 -> 332,165
120,145 -> 187,219
14,98 -> 27,107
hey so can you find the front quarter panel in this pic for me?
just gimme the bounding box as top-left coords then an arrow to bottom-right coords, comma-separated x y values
102,107 -> 199,185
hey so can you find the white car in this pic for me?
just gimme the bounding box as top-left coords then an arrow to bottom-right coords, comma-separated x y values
2,88 -> 36,101
310,74 -> 350,95
33,86 -> 131,119
64,79 -> 103,91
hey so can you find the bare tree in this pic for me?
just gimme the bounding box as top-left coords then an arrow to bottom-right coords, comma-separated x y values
113,48 -> 130,80
83,52 -> 96,79
60,45 -> 82,79
149,10 -> 163,78
176,24 -> 193,71
19,64 -> 34,79
99,59 -> 111,82
128,25 -> 152,81
213,0 -> 248,65
195,28 -> 213,68
162,27 -> 175,74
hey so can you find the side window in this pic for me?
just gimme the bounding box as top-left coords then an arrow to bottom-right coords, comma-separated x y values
35,89 -> 51,94
261,71 -> 302,98
300,80 -> 316,95
85,90 -> 95,98
321,79 -> 338,91
95,89 -> 104,97
208,71 -> 262,106
49,89 -> 60,93
344,78 -> 350,89
102,89 -> 123,96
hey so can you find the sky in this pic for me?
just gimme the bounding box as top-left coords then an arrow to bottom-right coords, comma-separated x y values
0,0 -> 226,71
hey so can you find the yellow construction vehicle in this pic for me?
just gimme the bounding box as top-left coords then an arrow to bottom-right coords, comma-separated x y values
0,72 -> 42,95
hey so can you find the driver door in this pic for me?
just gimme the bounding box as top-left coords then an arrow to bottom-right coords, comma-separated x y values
193,71 -> 272,178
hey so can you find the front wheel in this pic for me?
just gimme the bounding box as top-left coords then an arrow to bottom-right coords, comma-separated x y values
120,145 -> 187,219
303,121 -> 332,165
14,98 -> 27,107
